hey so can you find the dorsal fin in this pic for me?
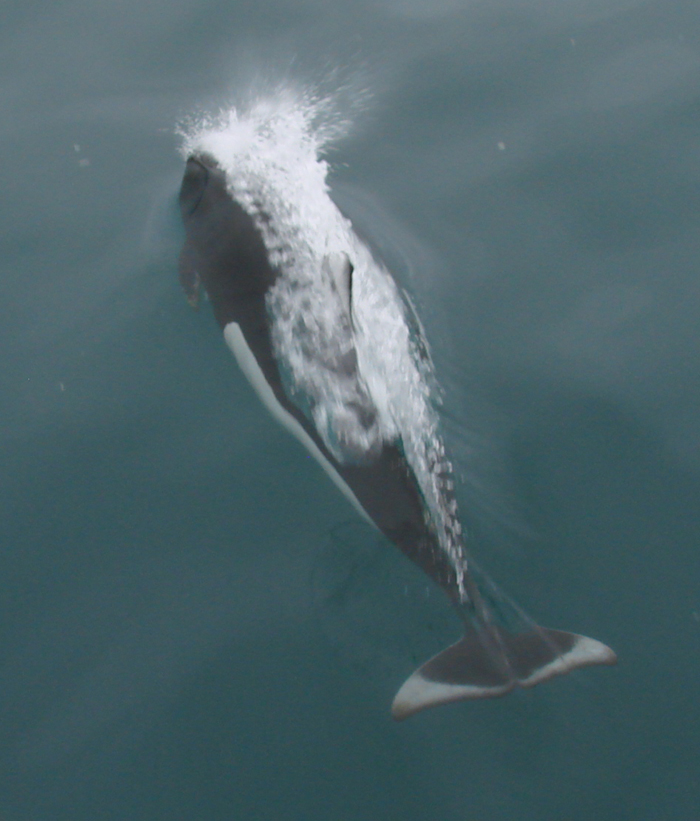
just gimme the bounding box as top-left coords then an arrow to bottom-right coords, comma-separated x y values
323,252 -> 354,318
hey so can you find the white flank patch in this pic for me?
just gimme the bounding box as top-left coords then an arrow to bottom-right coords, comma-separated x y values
223,321 -> 375,527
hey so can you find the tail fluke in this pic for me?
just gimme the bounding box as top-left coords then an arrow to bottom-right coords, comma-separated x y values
391,626 -> 616,720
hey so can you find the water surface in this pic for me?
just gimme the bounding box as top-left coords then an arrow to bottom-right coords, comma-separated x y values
2,0 -> 700,818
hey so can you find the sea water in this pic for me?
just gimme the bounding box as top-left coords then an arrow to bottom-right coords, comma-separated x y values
2,0 -> 700,818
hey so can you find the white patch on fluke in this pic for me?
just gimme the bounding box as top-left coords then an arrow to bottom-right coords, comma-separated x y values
392,672 -> 513,721
391,633 -> 617,720
517,634 -> 617,688
181,88 -> 468,595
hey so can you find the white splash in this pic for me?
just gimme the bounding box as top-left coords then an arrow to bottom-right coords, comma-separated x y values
179,86 -> 467,595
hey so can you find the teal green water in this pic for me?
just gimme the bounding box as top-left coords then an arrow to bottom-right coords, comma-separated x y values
2,1 -> 700,818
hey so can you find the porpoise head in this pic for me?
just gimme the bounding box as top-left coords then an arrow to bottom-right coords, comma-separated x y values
178,153 -> 224,218
177,153 -> 277,318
